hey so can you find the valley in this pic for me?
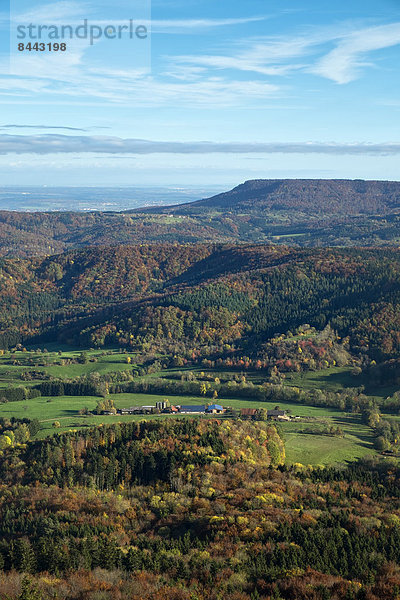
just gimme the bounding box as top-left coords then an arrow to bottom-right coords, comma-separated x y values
1,182 -> 400,599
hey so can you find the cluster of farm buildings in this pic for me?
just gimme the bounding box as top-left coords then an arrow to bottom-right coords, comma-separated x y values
115,402 -> 292,421
117,402 -> 224,415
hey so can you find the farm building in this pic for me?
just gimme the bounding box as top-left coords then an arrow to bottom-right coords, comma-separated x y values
206,404 -> 225,414
178,405 -> 206,414
267,409 -> 290,421
240,408 -> 258,419
118,406 -> 155,415
156,401 -> 169,411
118,407 -> 143,415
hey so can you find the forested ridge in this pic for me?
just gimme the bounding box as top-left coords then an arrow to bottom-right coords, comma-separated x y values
157,179 -> 400,214
2,244 -> 400,366
2,179 -> 400,256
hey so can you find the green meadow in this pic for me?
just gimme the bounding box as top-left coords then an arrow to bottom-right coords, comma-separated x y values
0,348 -> 390,465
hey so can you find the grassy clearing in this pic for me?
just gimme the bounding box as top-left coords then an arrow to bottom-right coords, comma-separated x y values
43,356 -> 136,379
0,348 -> 137,386
0,394 -> 182,438
0,389 -> 378,464
0,349 -> 390,464
282,428 -> 375,465
158,365 -> 368,392
283,367 -> 363,393
272,233 -> 307,240
279,415 -> 376,465
283,366 -> 399,401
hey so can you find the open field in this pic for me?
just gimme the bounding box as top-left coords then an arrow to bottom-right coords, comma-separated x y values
0,348 -> 137,388
283,428 -> 375,465
284,367 -> 361,392
0,347 -> 395,464
280,416 -> 376,465
0,389 -> 379,464
283,366 -> 399,400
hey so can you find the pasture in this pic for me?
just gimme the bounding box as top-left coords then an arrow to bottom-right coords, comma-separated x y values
0,347 -> 390,465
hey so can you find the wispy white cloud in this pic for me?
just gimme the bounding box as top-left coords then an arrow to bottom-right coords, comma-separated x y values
172,21 -> 400,83
150,17 -> 268,32
13,2 -> 267,33
311,22 -> 400,83
2,10 -> 400,119
2,41 -> 281,107
172,37 -> 315,77
0,73 -> 280,106
6,3 -> 277,107
1,135 -> 400,155
0,124 -> 86,131
16,1 -> 88,23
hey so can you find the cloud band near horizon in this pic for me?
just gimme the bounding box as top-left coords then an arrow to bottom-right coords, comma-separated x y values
1,134 -> 400,156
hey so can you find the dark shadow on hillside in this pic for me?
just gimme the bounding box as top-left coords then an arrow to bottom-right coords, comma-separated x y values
332,415 -> 375,449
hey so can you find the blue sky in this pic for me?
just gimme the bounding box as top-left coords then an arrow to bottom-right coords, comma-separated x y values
0,0 -> 399,186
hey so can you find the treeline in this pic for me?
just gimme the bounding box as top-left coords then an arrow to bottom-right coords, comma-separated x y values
369,357 -> 400,385
4,180 -> 400,260
36,380 -> 101,398
0,386 -> 41,403
362,405 -> 400,452
1,511 -> 400,589
249,514 -> 400,584
111,375 -> 372,413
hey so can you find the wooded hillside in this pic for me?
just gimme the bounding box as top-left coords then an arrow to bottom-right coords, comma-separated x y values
2,179 -> 400,256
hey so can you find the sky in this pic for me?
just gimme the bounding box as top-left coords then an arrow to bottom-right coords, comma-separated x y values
0,0 -> 399,187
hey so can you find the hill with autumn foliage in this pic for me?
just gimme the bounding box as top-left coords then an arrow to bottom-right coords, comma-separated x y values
2,179 -> 400,256
156,178 -> 400,215
2,243 -> 400,370
0,418 -> 400,599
